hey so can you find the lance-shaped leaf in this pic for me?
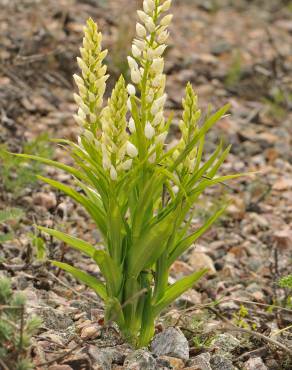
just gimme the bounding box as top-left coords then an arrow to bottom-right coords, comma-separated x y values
152,269 -> 208,316
128,211 -> 177,277
39,227 -> 122,297
168,205 -> 227,266
51,261 -> 107,301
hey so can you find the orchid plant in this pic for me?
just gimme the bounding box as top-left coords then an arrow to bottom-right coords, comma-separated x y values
17,0 -> 243,347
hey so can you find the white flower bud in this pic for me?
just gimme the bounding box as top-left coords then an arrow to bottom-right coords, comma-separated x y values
160,14 -> 173,26
143,0 -> 155,13
152,74 -> 164,88
73,74 -> 83,86
131,69 -> 142,84
120,159 -> 133,171
128,117 -> 136,133
133,39 -> 146,51
153,44 -> 167,57
137,10 -> 149,24
84,129 -> 95,142
151,94 -> 167,115
145,18 -> 156,33
157,30 -> 169,44
126,141 -> 138,157
73,93 -> 83,106
110,166 -> 118,181
127,56 -> 138,70
145,122 -> 155,139
127,98 -> 132,110
156,131 -> 167,144
151,58 -> 164,74
73,114 -> 85,126
161,0 -> 172,11
77,57 -> 89,75
127,84 -> 136,96
136,23 -> 147,38
78,107 -> 86,120
132,44 -> 142,58
149,151 -> 156,163
152,111 -> 164,126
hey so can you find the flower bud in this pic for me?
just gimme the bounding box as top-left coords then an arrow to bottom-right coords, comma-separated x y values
160,14 -> 173,26
132,44 -> 142,58
110,166 -> 118,181
137,10 -> 149,24
157,30 -> 169,44
131,69 -> 142,84
151,58 -> 164,74
127,56 -> 138,70
161,0 -> 172,11
120,159 -> 133,171
127,98 -> 132,110
151,94 -> 167,115
127,141 -> 138,157
152,111 -> 163,126
136,23 -> 147,38
143,0 -> 155,13
73,74 -> 84,86
145,18 -> 156,33
128,117 -> 136,133
127,84 -> 136,96
145,122 -> 155,139
153,44 -> 167,57
133,39 -> 146,52
156,131 -> 167,144
73,114 -> 85,126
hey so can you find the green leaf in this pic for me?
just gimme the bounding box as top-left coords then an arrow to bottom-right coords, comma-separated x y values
153,269 -> 208,316
38,227 -> 96,257
51,261 -> 107,301
40,227 -> 122,297
168,205 -> 227,265
128,211 -> 177,277
31,234 -> 47,261
11,153 -> 87,181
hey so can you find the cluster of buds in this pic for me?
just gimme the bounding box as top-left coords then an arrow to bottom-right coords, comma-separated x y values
101,76 -> 138,180
73,18 -> 108,133
127,0 -> 173,162
174,83 -> 201,173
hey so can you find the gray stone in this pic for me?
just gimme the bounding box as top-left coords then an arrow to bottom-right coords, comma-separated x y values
151,327 -> 189,361
88,346 -> 113,370
124,349 -> 157,370
210,334 -> 240,358
187,352 -> 212,370
37,307 -> 73,330
244,357 -> 268,370
210,355 -> 234,370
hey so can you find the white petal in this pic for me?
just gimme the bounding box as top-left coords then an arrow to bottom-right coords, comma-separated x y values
110,166 -> 118,181
145,122 -> 155,139
160,14 -> 173,26
128,117 -> 136,133
136,23 -> 147,38
127,141 -> 138,157
127,84 -> 136,96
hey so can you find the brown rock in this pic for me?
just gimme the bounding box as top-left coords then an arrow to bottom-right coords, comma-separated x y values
188,252 -> 216,276
80,324 -> 100,339
244,357 -> 267,370
273,228 -> 292,250
273,177 -> 292,191
33,192 -> 57,210
159,355 -> 185,369
48,366 -> 73,370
